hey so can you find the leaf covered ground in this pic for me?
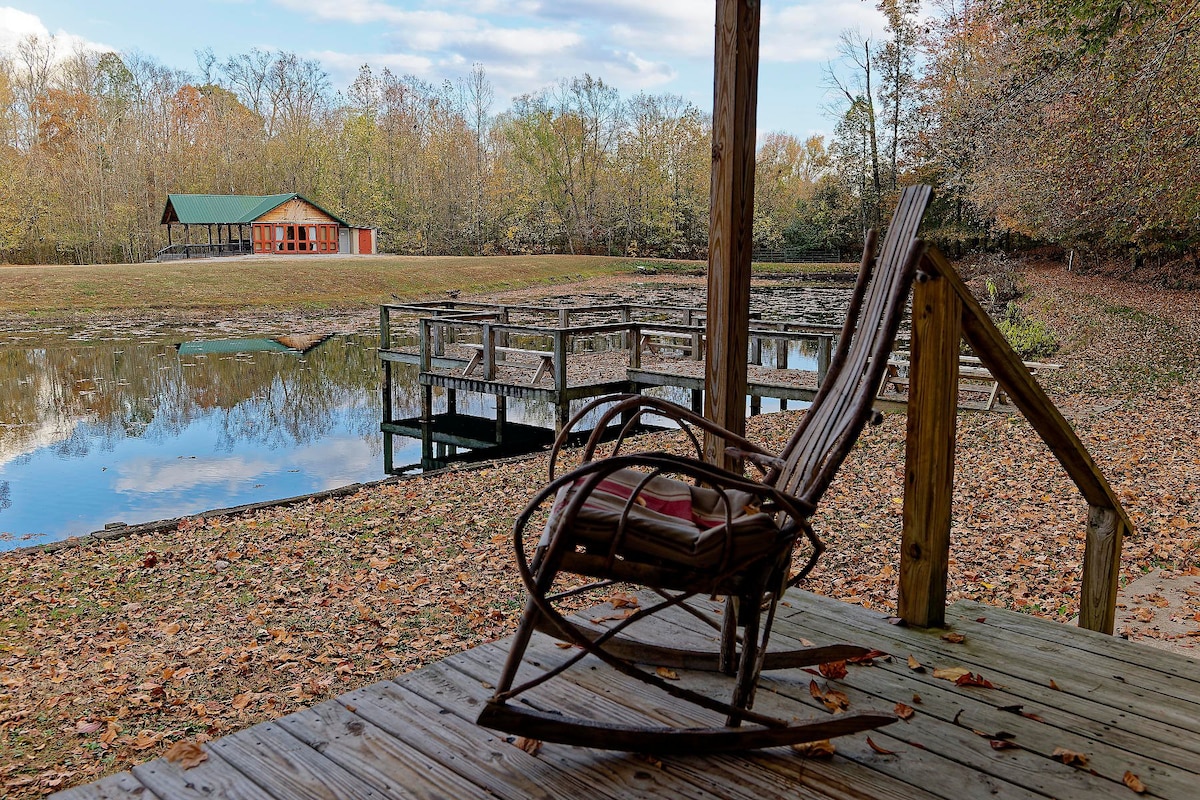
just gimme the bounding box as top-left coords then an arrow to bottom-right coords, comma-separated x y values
2,261 -> 1198,796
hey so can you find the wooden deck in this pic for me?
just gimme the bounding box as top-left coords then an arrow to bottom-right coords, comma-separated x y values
53,590 -> 1200,800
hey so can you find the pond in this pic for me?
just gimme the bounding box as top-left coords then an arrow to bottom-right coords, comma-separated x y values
0,281 -> 852,549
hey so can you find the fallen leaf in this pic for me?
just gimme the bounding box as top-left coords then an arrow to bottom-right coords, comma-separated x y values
821,688 -> 850,713
907,655 -> 925,672
74,719 -> 103,734
932,666 -> 971,681
941,632 -> 966,644
990,739 -> 1018,750
866,737 -> 896,755
1052,747 -> 1089,767
955,672 -> 995,689
605,592 -> 640,609
1123,771 -> 1147,793
847,649 -> 888,664
514,737 -> 541,756
911,693 -> 922,704
894,702 -> 915,720
818,660 -> 847,679
1049,679 -> 1061,691
163,740 -> 208,769
791,739 -> 835,758
655,667 -> 679,681
808,680 -> 849,712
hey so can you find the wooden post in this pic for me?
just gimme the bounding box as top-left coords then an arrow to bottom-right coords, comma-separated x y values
620,307 -> 631,350
898,269 -> 962,628
380,306 -> 392,427
703,0 -> 760,472
1080,506 -> 1125,633
552,329 -> 568,391
495,395 -> 507,442
777,337 -> 788,410
418,319 -> 431,372
629,324 -> 641,369
816,335 -> 832,387
482,323 -> 496,380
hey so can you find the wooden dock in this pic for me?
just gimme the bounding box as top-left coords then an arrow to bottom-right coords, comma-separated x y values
53,590 -> 1200,799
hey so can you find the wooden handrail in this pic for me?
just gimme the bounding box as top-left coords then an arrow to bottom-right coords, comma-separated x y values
902,245 -> 1132,634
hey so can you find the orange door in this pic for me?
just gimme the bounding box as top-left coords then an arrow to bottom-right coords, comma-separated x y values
357,229 -> 372,254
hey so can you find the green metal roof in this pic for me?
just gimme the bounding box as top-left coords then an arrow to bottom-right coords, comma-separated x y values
160,193 -> 351,226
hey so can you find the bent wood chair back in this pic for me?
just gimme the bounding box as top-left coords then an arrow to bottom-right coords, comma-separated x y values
772,183 -> 932,510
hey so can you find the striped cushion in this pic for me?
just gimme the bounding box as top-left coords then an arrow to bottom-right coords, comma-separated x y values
550,468 -> 784,570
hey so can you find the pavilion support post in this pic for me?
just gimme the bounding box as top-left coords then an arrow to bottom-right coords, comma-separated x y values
703,0 -> 760,473
898,269 -> 961,628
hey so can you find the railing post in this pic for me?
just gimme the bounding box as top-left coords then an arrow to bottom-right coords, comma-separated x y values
482,323 -> 496,381
1080,505 -> 1125,633
899,268 -> 962,628
432,317 -> 444,358
620,307 -> 631,349
553,329 -> 568,391
816,335 -> 831,387
419,318 -> 431,372
629,324 -> 642,370
380,306 -> 392,428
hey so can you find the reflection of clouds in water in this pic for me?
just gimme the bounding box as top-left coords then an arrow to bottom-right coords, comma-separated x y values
0,480 -> 10,511
290,438 -> 379,491
114,455 -> 277,494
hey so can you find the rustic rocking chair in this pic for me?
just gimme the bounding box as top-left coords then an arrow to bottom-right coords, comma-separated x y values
477,185 -> 934,754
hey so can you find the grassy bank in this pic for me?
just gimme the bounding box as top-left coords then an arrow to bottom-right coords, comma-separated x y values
0,255 -> 849,318
0,254 -> 637,316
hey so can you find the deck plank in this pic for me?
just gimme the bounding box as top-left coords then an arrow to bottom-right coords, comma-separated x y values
775,592 -> 1200,746
207,720 -> 388,799
48,772 -> 157,800
275,698 -> 494,799
953,598 -> 1200,678
343,680 -> 609,800
130,748 -> 275,800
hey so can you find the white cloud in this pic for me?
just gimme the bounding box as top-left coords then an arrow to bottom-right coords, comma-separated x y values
761,2 -> 889,63
0,6 -> 113,62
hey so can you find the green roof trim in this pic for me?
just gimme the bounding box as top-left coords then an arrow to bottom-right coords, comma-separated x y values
161,193 -> 352,226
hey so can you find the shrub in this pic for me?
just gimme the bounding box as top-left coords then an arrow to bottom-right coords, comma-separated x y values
997,306 -> 1058,360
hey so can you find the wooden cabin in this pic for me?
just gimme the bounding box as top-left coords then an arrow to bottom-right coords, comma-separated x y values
158,193 -> 377,258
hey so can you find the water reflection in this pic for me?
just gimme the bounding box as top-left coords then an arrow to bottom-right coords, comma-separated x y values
1,282 -> 853,548
0,332 -> 382,548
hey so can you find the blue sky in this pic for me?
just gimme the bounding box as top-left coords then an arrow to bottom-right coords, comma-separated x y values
0,1 -> 887,138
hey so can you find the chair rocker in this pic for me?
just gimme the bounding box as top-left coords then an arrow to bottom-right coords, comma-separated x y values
477,185 -> 934,755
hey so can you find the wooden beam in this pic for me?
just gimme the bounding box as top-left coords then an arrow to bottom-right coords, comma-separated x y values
899,269 -> 962,628
703,0 -> 760,472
